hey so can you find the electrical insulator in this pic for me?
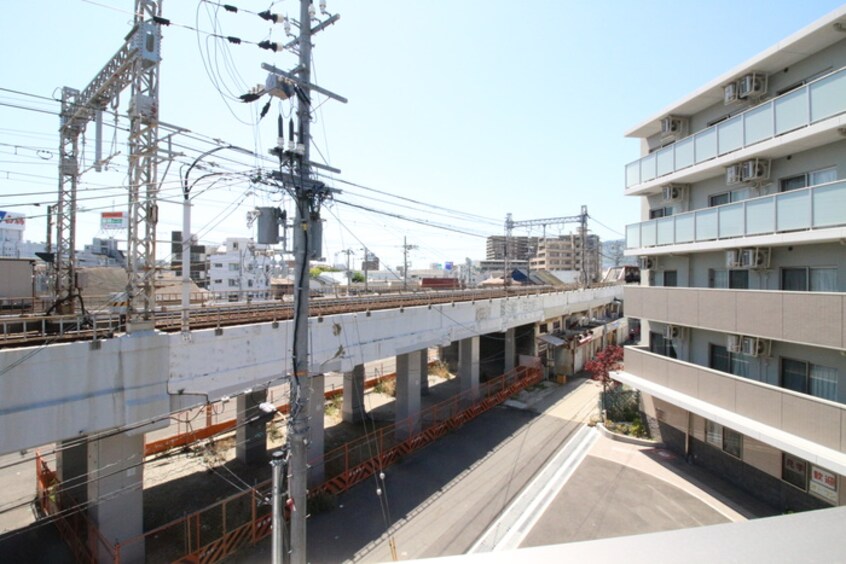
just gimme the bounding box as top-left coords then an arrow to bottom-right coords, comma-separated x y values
283,17 -> 291,35
308,3 -> 316,18
320,0 -> 327,14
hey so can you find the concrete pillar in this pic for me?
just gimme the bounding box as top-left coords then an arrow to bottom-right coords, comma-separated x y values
308,373 -> 326,486
88,432 -> 145,563
420,349 -> 430,396
56,438 -> 88,506
459,336 -> 480,406
236,389 -> 268,465
504,327 -> 516,374
342,364 -> 366,423
395,350 -> 423,440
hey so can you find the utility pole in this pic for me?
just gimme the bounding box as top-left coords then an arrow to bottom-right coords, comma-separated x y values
402,236 -> 417,291
362,247 -> 369,292
338,248 -> 354,295
262,3 -> 344,563
504,213 -> 513,287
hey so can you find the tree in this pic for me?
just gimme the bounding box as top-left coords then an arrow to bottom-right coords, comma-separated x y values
585,345 -> 624,418
351,271 -> 365,283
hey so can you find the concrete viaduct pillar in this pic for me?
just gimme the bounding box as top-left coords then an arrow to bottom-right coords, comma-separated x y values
459,336 -> 480,406
420,349 -> 430,396
308,373 -> 326,486
395,350 -> 424,441
342,364 -> 366,423
236,389 -> 268,465
504,327 -> 516,373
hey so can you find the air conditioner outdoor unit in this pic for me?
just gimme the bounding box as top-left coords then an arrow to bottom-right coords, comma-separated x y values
738,72 -> 767,99
661,116 -> 688,137
639,256 -> 658,270
664,325 -> 685,340
661,184 -> 686,202
741,158 -> 770,182
726,163 -> 744,186
723,82 -> 739,105
726,334 -> 742,353
725,249 -> 742,268
741,248 -> 770,269
741,336 -> 770,357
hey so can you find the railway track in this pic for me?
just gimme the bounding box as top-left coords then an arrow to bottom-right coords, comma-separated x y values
0,285 -> 604,349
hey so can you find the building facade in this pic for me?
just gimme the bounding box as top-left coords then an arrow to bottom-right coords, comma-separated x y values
485,235 -> 539,261
207,237 -> 273,301
529,232 -> 601,282
619,7 -> 846,512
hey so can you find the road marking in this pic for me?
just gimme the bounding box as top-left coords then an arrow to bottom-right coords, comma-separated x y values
468,425 -> 599,553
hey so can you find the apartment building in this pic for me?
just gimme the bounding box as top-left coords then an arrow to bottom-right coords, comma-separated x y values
207,237 -> 273,301
618,7 -> 846,512
529,232 -> 601,282
485,235 -> 539,261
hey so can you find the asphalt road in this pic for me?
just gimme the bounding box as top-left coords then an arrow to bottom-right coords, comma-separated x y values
232,379 -> 599,563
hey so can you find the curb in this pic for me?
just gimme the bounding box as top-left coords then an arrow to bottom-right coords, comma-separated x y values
596,422 -> 663,447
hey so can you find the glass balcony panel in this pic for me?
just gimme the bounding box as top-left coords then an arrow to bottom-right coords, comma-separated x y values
656,146 -> 674,177
642,222 -> 657,247
656,217 -> 675,245
675,214 -> 694,243
694,128 -> 717,163
810,70 -> 846,123
744,102 -> 774,145
774,89 -> 809,135
776,190 -> 811,231
642,154 -> 656,182
695,208 -> 718,241
626,161 -> 640,188
626,223 -> 641,249
675,137 -> 694,170
717,115 -> 743,155
718,203 -> 744,238
813,181 -> 846,228
745,197 -> 775,235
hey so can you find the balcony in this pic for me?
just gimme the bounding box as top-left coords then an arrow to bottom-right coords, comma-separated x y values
618,347 -> 846,474
625,179 -> 846,252
624,65 -> 846,191
624,286 -> 846,351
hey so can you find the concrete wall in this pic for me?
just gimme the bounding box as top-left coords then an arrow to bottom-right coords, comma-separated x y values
0,286 -> 622,455
0,259 -> 32,299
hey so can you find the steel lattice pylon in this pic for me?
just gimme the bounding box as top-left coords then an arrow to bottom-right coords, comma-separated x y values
53,0 -> 162,326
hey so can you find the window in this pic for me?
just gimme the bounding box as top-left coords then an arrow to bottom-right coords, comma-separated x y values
704,420 -> 742,458
228,279 -> 239,287
705,420 -> 722,447
213,263 -> 223,268
708,269 -> 748,289
779,166 -> 837,192
781,358 -> 838,401
228,264 -> 240,272
663,270 -> 678,287
248,280 -> 254,288
781,267 -> 837,292
213,279 -> 223,284
709,188 -> 752,207
649,331 -> 677,359
782,453 -> 808,490
710,344 -> 750,378
649,207 -> 673,219
723,428 -> 742,458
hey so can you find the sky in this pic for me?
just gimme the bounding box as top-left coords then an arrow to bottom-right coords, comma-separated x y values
1,0 -> 844,272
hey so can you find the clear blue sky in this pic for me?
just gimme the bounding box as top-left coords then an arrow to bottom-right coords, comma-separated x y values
1,0 -> 844,271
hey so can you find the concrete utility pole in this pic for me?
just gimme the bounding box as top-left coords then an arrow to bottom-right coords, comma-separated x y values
402,236 -> 418,291
339,248 -> 354,294
262,2 -> 344,562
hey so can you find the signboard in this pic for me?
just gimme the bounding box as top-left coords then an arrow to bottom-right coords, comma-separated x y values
809,465 -> 838,504
0,211 -> 25,231
445,261 -> 454,271
101,211 -> 128,230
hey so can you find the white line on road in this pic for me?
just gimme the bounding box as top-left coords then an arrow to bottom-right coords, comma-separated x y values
468,425 -> 599,553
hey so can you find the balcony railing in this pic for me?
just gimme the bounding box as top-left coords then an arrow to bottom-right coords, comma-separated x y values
625,65 -> 846,189
626,179 -> 846,250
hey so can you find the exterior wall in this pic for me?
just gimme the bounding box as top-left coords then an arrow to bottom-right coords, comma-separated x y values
652,397 -> 835,512
0,259 -> 33,300
207,238 -> 272,301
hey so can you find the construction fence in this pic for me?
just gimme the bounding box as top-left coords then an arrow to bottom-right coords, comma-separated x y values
37,363 -> 542,563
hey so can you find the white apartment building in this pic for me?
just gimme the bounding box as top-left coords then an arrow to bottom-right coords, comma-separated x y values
207,238 -> 273,302
618,7 -> 846,512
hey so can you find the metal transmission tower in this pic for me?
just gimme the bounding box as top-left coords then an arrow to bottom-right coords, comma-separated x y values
261,2 -> 344,562
504,205 -> 589,286
54,0 -> 163,324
